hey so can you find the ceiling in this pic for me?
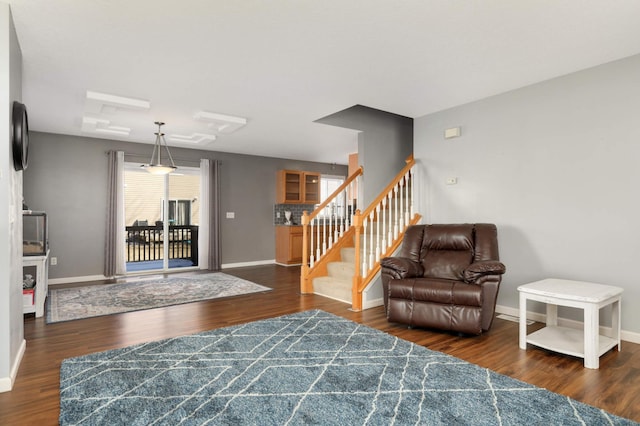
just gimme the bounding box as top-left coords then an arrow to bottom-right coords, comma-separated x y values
8,1 -> 640,165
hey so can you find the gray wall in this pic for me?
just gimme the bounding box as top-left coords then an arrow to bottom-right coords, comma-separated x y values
0,4 -> 24,390
316,105 -> 413,205
23,132 -> 347,280
414,53 -> 640,335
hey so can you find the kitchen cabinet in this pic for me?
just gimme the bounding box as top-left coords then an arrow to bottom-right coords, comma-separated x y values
275,226 -> 306,265
276,170 -> 321,204
275,223 -> 339,266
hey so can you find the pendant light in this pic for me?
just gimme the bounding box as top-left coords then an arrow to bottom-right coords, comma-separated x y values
141,121 -> 177,175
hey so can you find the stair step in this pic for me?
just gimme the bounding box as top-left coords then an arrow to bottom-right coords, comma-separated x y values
341,247 -> 355,263
340,246 -> 380,264
327,261 -> 354,279
313,276 -> 352,303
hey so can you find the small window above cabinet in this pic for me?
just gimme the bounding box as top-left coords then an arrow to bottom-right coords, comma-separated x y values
277,170 -> 321,204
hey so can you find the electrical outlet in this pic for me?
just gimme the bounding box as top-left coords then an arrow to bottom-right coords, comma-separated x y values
50,257 -> 58,265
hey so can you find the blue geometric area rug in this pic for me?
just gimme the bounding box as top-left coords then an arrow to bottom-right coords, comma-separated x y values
59,310 -> 637,425
47,272 -> 271,323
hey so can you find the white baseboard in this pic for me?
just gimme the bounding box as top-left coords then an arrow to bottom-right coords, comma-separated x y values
222,260 -> 275,269
0,339 -> 26,393
48,261 -> 277,285
49,274 -> 107,286
495,304 -> 640,345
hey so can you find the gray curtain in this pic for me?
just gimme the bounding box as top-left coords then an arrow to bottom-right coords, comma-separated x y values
104,151 -> 125,277
208,160 -> 221,270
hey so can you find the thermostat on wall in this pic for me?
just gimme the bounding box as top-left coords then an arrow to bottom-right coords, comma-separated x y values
444,127 -> 461,139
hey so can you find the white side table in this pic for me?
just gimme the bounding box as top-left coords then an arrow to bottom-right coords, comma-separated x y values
518,278 -> 622,369
22,250 -> 49,318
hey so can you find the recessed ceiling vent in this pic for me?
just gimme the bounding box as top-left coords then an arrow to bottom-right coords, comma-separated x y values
168,133 -> 217,144
194,111 -> 247,134
82,90 -> 151,138
81,117 -> 131,137
85,90 -> 151,114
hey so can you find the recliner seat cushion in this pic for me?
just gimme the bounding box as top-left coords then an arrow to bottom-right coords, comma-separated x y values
389,278 -> 482,307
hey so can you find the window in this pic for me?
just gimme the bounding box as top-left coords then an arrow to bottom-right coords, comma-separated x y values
167,200 -> 192,226
319,175 -> 345,217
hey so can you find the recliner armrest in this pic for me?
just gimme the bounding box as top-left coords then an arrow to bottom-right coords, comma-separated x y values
380,257 -> 423,279
463,260 -> 506,283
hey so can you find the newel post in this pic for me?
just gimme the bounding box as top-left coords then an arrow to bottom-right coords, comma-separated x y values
351,209 -> 363,311
300,211 -> 312,293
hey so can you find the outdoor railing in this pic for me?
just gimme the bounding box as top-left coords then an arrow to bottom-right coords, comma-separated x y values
125,225 -> 198,265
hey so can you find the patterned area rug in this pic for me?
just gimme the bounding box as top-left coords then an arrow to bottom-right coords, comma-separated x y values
59,310 -> 637,425
47,273 -> 271,323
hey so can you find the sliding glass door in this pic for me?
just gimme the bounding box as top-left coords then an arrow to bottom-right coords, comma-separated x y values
123,164 -> 201,273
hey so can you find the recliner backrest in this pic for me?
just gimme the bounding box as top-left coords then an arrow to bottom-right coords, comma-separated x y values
398,223 -> 500,281
420,224 -> 474,280
473,223 -> 500,263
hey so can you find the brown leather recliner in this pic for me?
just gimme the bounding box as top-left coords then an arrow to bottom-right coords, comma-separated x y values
380,224 -> 506,335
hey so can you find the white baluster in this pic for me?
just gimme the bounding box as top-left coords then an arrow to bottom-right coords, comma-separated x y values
404,171 -> 411,228
399,176 -> 405,231
340,191 -> 345,236
410,166 -> 415,219
322,215 -> 327,256
375,204 -> 381,262
309,218 -> 315,267
342,187 -> 347,234
387,192 -> 393,248
362,217 -> 368,276
368,210 -> 375,271
394,184 -> 399,240
333,205 -> 340,243
348,180 -> 354,228
316,218 -> 321,262
327,209 -> 333,250
381,196 -> 387,253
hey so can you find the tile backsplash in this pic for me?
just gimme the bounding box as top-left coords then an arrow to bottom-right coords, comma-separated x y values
274,204 -> 316,225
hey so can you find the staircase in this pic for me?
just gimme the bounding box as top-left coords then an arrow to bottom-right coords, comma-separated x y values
301,155 -> 421,311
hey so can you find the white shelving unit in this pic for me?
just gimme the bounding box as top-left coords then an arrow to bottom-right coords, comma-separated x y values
22,250 -> 49,317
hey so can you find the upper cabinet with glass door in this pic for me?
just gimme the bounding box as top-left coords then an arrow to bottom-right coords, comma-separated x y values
303,172 -> 320,204
277,170 -> 321,204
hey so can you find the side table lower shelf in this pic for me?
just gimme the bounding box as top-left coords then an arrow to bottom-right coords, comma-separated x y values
526,326 -> 619,360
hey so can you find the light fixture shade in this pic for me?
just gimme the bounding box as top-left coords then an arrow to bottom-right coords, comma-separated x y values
143,164 -> 177,175
141,121 -> 177,175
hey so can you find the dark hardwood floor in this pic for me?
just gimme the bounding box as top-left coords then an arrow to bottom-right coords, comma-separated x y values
1,264 -> 638,425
